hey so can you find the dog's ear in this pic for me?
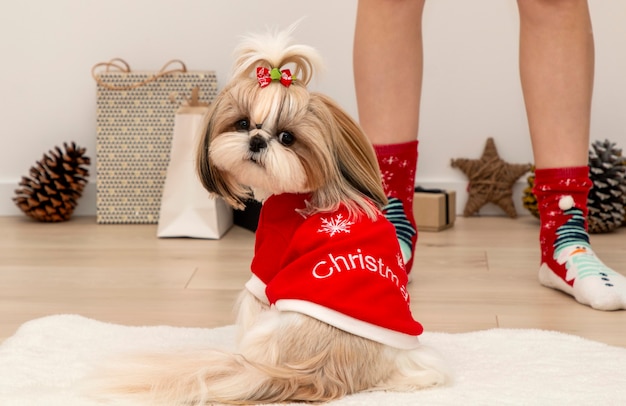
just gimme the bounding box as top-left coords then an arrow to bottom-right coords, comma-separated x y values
196,104 -> 221,194
310,93 -> 388,210
196,96 -> 248,210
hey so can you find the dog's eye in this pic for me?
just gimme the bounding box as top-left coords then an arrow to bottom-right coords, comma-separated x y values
278,131 -> 295,146
234,119 -> 250,132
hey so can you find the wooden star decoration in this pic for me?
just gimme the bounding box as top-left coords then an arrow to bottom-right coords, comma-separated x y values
451,137 -> 531,218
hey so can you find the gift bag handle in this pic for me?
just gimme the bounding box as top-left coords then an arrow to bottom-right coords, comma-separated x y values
91,58 -> 188,91
102,58 -> 131,73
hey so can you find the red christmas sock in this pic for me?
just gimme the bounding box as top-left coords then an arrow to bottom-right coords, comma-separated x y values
533,166 -> 626,310
374,141 -> 418,274
534,166 -> 592,282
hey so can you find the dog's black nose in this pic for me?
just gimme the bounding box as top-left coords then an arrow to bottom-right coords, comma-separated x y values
249,135 -> 267,153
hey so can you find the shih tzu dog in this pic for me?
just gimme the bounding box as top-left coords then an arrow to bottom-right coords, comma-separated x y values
96,28 -> 449,404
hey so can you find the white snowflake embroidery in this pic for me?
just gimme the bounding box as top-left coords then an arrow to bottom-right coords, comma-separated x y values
317,214 -> 354,237
381,170 -> 393,191
396,253 -> 405,270
383,156 -> 397,166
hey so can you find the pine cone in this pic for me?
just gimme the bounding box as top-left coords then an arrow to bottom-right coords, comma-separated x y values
587,139 -> 626,233
13,142 -> 91,222
522,166 -> 539,219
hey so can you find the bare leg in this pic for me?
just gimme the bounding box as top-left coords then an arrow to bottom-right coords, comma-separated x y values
354,0 -> 426,274
518,0 -> 626,310
518,0 -> 594,169
354,0 -> 425,145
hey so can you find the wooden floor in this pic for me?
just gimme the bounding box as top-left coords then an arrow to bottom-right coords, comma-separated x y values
1,215 -> 626,347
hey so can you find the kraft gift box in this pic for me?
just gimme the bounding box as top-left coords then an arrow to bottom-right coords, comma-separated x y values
413,187 -> 456,232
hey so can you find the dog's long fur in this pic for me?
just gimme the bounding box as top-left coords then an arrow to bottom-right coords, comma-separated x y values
94,28 -> 449,405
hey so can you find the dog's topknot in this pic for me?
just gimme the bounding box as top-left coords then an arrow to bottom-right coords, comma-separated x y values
232,24 -> 323,87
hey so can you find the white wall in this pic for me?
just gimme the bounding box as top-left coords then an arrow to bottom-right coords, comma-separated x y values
1,0 -> 624,217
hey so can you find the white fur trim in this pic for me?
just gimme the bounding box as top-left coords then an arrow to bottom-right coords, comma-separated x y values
245,275 -> 270,305
274,299 -> 421,350
558,195 -> 575,211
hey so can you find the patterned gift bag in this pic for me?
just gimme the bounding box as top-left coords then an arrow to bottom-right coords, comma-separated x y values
93,59 -> 218,224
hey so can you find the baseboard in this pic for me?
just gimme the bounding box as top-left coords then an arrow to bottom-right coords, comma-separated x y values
0,179 -> 531,217
415,180 -> 531,217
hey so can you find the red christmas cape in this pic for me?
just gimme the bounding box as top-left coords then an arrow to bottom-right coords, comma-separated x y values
245,193 -> 423,349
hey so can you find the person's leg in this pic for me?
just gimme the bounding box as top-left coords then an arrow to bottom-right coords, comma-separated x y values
518,0 -> 626,310
354,0 -> 425,273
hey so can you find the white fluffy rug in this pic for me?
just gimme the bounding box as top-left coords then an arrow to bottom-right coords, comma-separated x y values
0,315 -> 624,405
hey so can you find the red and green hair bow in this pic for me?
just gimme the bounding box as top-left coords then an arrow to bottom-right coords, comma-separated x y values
256,67 -> 294,88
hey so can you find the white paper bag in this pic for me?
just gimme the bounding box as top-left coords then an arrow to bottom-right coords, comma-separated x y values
157,106 -> 233,238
